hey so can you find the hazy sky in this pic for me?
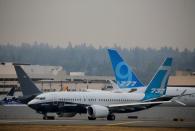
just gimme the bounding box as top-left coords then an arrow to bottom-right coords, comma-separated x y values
0,0 -> 195,50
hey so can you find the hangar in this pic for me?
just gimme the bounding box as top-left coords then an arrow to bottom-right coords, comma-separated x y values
0,62 -> 195,96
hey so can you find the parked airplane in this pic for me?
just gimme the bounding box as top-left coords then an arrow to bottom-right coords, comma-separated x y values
0,65 -> 43,106
27,57 -> 177,120
14,65 -> 85,118
4,65 -> 43,104
107,49 -> 195,105
0,87 -> 21,105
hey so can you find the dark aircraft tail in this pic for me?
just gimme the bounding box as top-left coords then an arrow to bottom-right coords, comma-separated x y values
14,65 -> 42,97
7,87 -> 15,96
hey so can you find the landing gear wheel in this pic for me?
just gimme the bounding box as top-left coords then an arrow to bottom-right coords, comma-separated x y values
43,114 -> 55,120
107,114 -> 115,121
88,116 -> 96,120
43,116 -> 47,120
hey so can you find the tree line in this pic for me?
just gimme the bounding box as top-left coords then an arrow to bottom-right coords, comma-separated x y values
0,43 -> 195,84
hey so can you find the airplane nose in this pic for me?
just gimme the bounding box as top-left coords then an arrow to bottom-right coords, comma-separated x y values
28,103 -> 34,109
27,99 -> 34,106
28,100 -> 38,110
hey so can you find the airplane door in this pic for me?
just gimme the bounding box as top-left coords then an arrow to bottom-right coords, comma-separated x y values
52,94 -> 58,105
83,94 -> 87,104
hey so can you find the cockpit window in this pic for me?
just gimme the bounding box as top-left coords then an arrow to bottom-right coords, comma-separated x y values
35,97 -> 45,100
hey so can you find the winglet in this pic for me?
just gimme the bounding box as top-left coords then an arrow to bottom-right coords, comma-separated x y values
174,100 -> 186,106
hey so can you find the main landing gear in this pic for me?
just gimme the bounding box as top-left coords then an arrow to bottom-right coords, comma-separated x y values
88,116 -> 96,120
88,114 -> 115,121
107,114 -> 115,121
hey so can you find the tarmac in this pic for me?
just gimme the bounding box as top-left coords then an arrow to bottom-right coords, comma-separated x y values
0,119 -> 195,127
0,105 -> 195,127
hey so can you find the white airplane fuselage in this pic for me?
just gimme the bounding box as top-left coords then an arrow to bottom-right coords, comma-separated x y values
28,90 -> 172,118
29,91 -> 145,107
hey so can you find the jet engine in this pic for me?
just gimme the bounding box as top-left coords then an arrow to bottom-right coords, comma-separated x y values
87,105 -> 109,118
57,112 -> 77,117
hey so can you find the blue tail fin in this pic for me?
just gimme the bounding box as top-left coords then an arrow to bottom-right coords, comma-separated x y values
107,49 -> 144,88
143,57 -> 172,100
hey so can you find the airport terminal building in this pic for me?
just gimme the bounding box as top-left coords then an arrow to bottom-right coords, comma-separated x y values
0,62 -> 113,96
0,62 -> 195,96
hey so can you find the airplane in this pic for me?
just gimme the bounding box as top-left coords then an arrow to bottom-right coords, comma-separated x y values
0,87 -> 21,105
27,57 -> 177,120
0,65 -> 43,105
107,48 -> 144,89
107,49 -> 195,105
3,65 -> 43,104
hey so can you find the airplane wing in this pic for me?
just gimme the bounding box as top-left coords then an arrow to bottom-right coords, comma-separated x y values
108,101 -> 172,108
108,100 -> 172,111
109,100 -> 172,108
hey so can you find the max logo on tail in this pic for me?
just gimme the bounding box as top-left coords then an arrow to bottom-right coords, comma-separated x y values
151,88 -> 165,94
143,57 -> 172,100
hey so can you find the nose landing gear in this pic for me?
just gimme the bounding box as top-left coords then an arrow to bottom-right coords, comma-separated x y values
42,113 -> 55,120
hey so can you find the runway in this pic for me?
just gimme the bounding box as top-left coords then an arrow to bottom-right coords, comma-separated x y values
0,119 -> 195,127
1,105 -> 195,127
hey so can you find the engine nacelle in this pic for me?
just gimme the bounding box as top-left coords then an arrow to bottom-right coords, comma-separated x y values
87,105 -> 109,118
57,112 -> 77,117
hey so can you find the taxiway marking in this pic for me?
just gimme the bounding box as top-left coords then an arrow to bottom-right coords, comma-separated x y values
106,121 -> 142,126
